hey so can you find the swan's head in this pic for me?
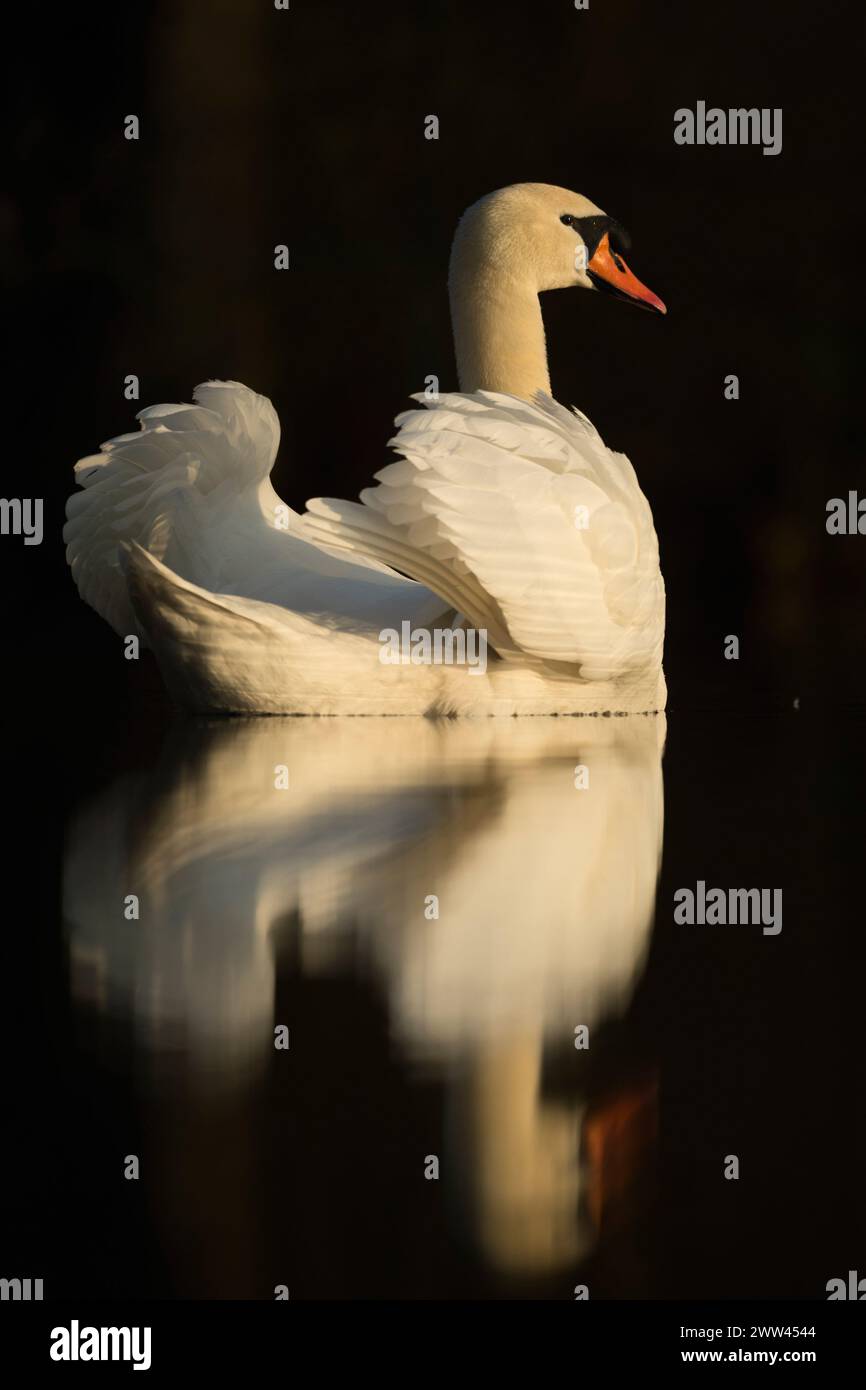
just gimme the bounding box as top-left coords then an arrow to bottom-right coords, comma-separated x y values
450,182 -> 666,314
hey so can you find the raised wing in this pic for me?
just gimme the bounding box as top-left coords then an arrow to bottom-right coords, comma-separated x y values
65,380 -> 441,641
64,381 -> 282,636
306,391 -> 665,679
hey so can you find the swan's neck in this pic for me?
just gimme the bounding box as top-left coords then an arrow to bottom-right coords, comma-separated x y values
449,266 -> 551,399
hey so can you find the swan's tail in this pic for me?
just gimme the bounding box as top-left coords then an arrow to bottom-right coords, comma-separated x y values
122,543 -> 289,711
64,381 -> 281,640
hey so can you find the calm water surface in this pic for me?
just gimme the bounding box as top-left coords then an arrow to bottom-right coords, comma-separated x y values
41,708 -> 864,1299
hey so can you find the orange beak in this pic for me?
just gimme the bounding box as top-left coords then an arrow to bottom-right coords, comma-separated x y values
587,231 -> 666,315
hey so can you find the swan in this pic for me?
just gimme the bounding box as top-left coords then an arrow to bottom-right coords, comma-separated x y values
64,183 -> 667,716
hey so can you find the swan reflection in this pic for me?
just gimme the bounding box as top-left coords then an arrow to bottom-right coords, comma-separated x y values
64,716 -> 665,1288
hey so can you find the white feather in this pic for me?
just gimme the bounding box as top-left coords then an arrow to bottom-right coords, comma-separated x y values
64,380 -> 447,642
304,390 -> 665,681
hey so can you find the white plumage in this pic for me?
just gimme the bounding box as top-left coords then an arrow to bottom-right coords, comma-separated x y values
65,379 -> 446,641
64,183 -> 667,715
306,388 -> 664,679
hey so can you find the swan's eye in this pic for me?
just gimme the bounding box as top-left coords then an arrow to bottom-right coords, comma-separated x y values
560,214 -> 578,229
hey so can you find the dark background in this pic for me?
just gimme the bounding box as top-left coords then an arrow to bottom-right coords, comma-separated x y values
2,0 -> 865,1303
4,0 -> 864,718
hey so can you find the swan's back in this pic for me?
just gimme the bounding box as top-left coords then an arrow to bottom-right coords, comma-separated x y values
306,390 -> 665,682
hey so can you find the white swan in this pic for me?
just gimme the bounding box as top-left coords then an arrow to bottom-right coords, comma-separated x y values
64,183 -> 667,715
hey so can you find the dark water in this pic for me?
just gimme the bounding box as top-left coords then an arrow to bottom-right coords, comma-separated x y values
6,702 -> 864,1301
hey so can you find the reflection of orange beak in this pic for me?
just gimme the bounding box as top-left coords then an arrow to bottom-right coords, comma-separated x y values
587,232 -> 666,315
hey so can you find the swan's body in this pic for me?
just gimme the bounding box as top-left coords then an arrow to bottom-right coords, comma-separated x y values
65,183 -> 667,715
